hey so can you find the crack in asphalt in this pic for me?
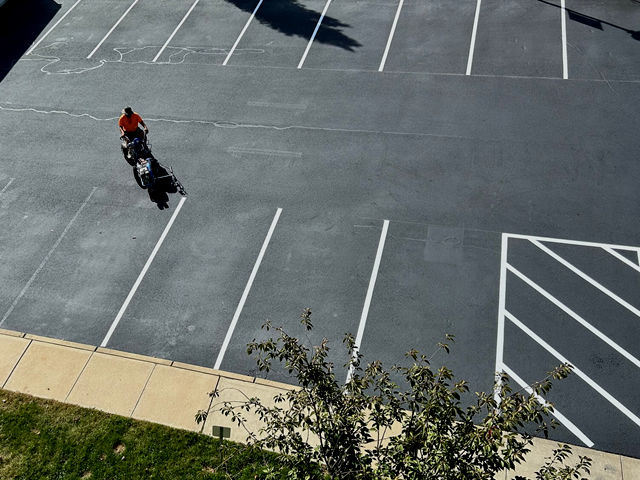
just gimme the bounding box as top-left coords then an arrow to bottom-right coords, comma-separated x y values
0,104 -> 488,142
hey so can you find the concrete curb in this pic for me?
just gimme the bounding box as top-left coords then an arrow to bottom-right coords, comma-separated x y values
0,329 -> 638,478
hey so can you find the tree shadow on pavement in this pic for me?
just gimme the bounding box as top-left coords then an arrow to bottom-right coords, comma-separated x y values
0,0 -> 61,83
225,0 -> 361,51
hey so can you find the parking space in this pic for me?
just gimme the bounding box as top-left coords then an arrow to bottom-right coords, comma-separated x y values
152,0 -> 257,66
104,201 -> 278,366
472,0 -> 563,78
564,0 -> 640,81
0,178 -> 175,345
360,223 -> 502,391
300,0 -> 389,72
381,0 -> 477,74
219,213 -> 383,381
88,0 -> 197,62
223,0 -> 326,68
28,0 -> 130,59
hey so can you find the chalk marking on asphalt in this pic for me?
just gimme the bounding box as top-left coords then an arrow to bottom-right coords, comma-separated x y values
227,147 -> 302,158
531,239 -> 640,319
501,363 -> 594,447
247,102 -> 307,110
603,247 -> 640,274
223,0 -> 265,66
0,187 -> 97,328
100,196 -> 186,347
561,0 -> 568,79
87,0 -> 140,59
506,310 -> 640,428
378,0 -> 405,72
0,178 -> 15,195
505,232 -> 640,252
494,233 -> 508,403
466,0 -> 482,75
346,219 -> 389,384
298,0 -> 333,69
153,0 -> 201,62
26,0 -> 84,55
214,208 -> 283,370
507,264 -> 640,369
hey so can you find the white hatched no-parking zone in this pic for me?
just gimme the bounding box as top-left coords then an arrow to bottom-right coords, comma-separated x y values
495,233 -> 640,447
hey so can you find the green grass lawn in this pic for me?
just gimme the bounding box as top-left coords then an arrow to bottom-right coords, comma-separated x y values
0,389 -> 284,480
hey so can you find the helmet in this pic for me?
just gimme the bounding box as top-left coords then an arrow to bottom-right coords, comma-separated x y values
122,106 -> 133,116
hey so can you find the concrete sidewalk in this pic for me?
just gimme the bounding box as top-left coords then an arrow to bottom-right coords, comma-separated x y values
0,328 -> 637,479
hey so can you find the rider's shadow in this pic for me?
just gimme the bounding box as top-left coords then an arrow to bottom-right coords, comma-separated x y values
148,163 -> 180,210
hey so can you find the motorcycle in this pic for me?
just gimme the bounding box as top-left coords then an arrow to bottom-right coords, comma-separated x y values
120,133 -> 187,197
120,132 -> 152,166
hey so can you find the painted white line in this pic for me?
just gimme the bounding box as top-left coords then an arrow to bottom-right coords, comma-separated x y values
494,233 -> 508,403
466,0 -> 482,75
214,208 -> 283,370
298,0 -> 333,69
507,263 -> 640,369
561,0 -> 568,79
0,178 -> 15,195
530,239 -> 640,320
26,0 -> 84,55
223,0 -> 265,66
603,247 -> 640,274
153,0 -> 200,63
100,196 -> 186,347
505,233 -> 640,253
87,0 -> 140,59
501,363 -> 594,447
378,0 -> 405,72
0,187 -> 97,328
505,310 -> 640,428
346,219 -> 389,384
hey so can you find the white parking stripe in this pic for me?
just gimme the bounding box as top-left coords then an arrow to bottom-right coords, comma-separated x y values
0,178 -> 14,195
531,239 -> 640,320
505,232 -> 640,252
26,0 -> 84,55
0,187 -> 97,328
87,0 -> 140,59
561,0 -> 568,79
346,219 -> 389,384
298,0 -> 333,69
603,246 -> 640,274
223,0 -> 265,66
466,0 -> 482,75
378,0 -> 405,72
100,196 -> 187,347
214,208 -> 283,370
153,0 -> 201,63
506,310 -> 640,429
501,363 -> 594,447
494,233 -> 508,403
507,263 -> 640,369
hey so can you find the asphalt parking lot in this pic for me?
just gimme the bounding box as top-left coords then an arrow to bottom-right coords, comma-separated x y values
1,0 -> 640,458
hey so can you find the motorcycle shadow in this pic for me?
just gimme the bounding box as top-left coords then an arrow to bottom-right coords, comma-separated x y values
136,162 -> 181,210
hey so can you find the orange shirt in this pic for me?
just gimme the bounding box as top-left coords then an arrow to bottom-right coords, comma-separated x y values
119,113 -> 143,132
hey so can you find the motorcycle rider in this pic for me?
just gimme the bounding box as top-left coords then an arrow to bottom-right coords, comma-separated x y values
119,107 -> 150,163
119,106 -> 149,140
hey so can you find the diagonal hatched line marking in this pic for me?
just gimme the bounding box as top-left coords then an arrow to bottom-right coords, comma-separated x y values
530,239 -> 640,319
506,310 -> 640,428
507,263 -> 640,369
501,363 -> 594,447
